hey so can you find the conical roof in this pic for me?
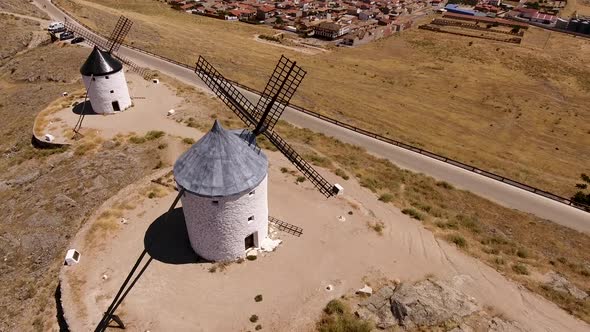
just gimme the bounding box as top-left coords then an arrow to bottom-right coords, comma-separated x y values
174,120 -> 268,197
80,46 -> 122,76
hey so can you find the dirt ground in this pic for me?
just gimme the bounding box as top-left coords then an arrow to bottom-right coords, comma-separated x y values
55,0 -> 590,198
60,146 -> 589,331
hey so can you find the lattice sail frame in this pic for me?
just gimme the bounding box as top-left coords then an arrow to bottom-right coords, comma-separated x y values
108,16 -> 133,53
253,55 -> 306,134
64,18 -> 147,77
195,56 -> 337,198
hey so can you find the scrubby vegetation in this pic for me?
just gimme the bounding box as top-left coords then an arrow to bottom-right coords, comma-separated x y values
316,299 -> 373,332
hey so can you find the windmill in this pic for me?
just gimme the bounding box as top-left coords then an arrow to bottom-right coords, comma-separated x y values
94,56 -> 344,330
67,16 -> 144,135
195,55 -> 343,198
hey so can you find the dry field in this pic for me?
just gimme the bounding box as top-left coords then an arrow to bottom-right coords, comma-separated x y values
0,0 -> 49,19
55,0 -> 590,198
562,0 -> 590,17
167,73 -> 590,324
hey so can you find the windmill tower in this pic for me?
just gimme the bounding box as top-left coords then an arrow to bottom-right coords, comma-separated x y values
171,55 -> 344,261
174,121 -> 269,261
66,16 -> 139,119
80,46 -> 131,114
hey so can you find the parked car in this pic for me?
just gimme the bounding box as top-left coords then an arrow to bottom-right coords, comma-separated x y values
48,21 -> 65,31
59,31 -> 74,41
71,36 -> 85,44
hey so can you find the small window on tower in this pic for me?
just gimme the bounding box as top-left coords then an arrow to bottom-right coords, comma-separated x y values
105,76 -> 109,79
212,200 -> 219,205
110,90 -> 114,94
247,215 -> 255,223
249,190 -> 255,196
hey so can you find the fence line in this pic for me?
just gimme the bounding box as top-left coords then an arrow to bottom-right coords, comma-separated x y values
53,1 -> 590,212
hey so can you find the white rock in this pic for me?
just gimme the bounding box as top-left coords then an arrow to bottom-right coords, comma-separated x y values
152,79 -> 160,84
357,285 -> 373,295
62,92 -> 68,96
167,109 -> 175,116
44,134 -> 55,142
338,216 -> 346,222
325,284 -> 334,291
260,238 -> 282,252
120,218 -> 128,224
102,274 -> 108,280
246,248 -> 258,258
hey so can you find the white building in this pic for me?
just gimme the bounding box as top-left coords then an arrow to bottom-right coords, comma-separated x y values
80,46 -> 132,114
173,121 -> 269,261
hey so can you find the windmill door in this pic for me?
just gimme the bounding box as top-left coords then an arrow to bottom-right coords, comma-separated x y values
112,101 -> 121,112
245,233 -> 256,250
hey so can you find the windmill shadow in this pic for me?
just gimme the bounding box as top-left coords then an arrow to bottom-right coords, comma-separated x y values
72,101 -> 98,115
144,208 -> 200,264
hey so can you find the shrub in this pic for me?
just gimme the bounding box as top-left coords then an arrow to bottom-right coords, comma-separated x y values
255,294 -> 263,302
296,176 -> 306,183
575,183 -> 588,189
317,300 -> 372,332
280,167 -> 289,173
335,168 -> 350,180
581,173 -> 590,184
182,137 -> 195,145
494,256 -> 505,265
456,214 -> 480,233
250,315 -> 259,323
208,266 -> 217,273
247,255 -> 257,261
157,143 -> 168,150
436,181 -> 454,189
516,248 -> 529,258
128,135 -> 146,144
148,192 -> 156,199
512,263 -> 529,275
255,324 -> 262,330
401,208 -> 423,220
378,193 -> 394,203
145,130 -> 165,140
369,221 -> 385,235
447,234 -> 467,248
324,300 -> 346,315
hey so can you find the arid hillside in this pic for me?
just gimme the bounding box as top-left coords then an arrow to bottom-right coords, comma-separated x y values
55,0 -> 590,198
0,15 -> 163,331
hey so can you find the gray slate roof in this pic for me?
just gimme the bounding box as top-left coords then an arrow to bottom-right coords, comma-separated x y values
80,46 -> 122,76
174,120 -> 268,197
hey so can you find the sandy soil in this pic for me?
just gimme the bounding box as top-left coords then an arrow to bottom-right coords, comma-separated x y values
42,72 -> 195,142
59,146 -> 590,331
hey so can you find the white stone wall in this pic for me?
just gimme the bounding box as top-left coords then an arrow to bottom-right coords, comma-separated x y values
82,70 -> 132,114
180,176 -> 269,261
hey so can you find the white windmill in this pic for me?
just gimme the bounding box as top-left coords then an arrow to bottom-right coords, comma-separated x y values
80,46 -> 131,114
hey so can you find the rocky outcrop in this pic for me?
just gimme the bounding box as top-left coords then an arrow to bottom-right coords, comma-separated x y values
356,279 -> 525,331
544,271 -> 588,300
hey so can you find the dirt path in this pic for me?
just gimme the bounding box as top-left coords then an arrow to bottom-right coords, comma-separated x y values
253,34 -> 328,55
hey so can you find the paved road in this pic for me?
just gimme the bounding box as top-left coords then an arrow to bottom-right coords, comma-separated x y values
35,0 -> 590,233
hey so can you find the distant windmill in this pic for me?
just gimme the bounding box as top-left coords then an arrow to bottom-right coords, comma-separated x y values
67,17 -> 142,134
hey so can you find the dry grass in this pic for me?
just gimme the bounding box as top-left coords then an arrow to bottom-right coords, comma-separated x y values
56,0 -> 590,197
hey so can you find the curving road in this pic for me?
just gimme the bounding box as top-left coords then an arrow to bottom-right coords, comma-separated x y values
35,0 -> 589,233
